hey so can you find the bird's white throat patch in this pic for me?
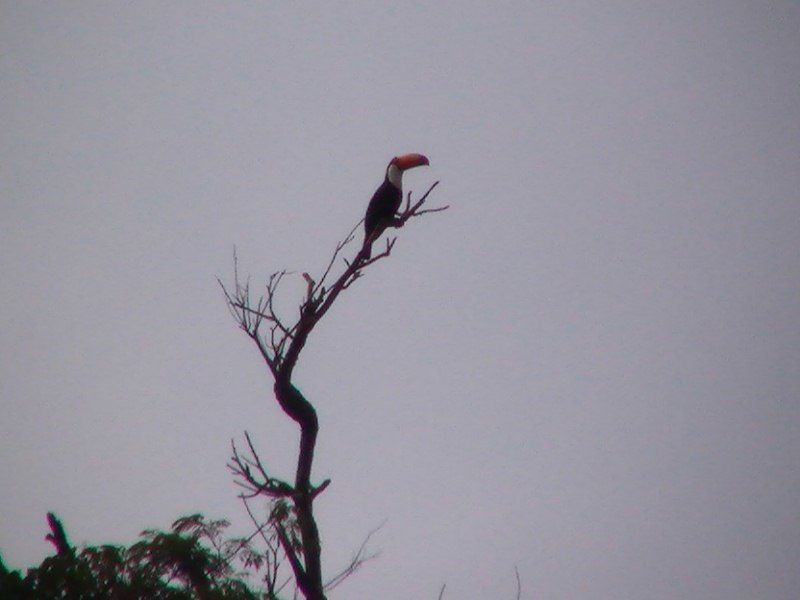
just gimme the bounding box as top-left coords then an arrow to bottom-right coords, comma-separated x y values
387,164 -> 403,188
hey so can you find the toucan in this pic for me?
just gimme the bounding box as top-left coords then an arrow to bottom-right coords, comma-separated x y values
362,153 -> 430,258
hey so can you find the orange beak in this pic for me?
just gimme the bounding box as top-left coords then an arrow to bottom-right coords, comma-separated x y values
393,153 -> 430,171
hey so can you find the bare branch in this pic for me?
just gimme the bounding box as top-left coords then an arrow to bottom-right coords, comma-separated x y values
228,435 -> 295,498
324,519 -> 386,591
310,479 -> 331,499
313,218 -> 363,297
238,497 -> 273,552
398,181 -> 445,225
409,204 -> 450,217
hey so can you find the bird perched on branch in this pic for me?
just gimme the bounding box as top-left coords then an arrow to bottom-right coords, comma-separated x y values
362,153 -> 430,258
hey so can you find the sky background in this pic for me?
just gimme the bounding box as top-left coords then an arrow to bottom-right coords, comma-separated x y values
2,2 -> 799,598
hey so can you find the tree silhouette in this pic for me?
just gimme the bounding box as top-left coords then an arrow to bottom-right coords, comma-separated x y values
0,513 -> 263,599
0,180 -> 446,600
220,180 -> 444,599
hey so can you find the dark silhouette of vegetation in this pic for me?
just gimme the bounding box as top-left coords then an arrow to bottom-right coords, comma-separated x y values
0,513 -> 268,599
1,178 -> 448,599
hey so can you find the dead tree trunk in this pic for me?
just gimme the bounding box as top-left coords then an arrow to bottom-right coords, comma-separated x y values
222,181 -> 444,599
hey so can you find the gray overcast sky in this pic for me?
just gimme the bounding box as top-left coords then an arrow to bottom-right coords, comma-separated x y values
2,2 -> 799,598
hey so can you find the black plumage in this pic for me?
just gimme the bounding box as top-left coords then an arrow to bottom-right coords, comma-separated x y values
363,177 -> 402,258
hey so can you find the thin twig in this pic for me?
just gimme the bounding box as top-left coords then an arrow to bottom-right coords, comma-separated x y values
239,497 -> 273,551
324,519 -> 386,591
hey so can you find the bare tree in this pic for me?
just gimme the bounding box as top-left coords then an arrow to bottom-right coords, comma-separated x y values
220,181 -> 445,599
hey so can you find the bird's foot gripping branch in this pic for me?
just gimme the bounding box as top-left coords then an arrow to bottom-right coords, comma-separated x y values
219,164 -> 445,600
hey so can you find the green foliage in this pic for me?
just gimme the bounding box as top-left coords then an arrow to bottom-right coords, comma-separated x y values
0,514 -> 266,600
